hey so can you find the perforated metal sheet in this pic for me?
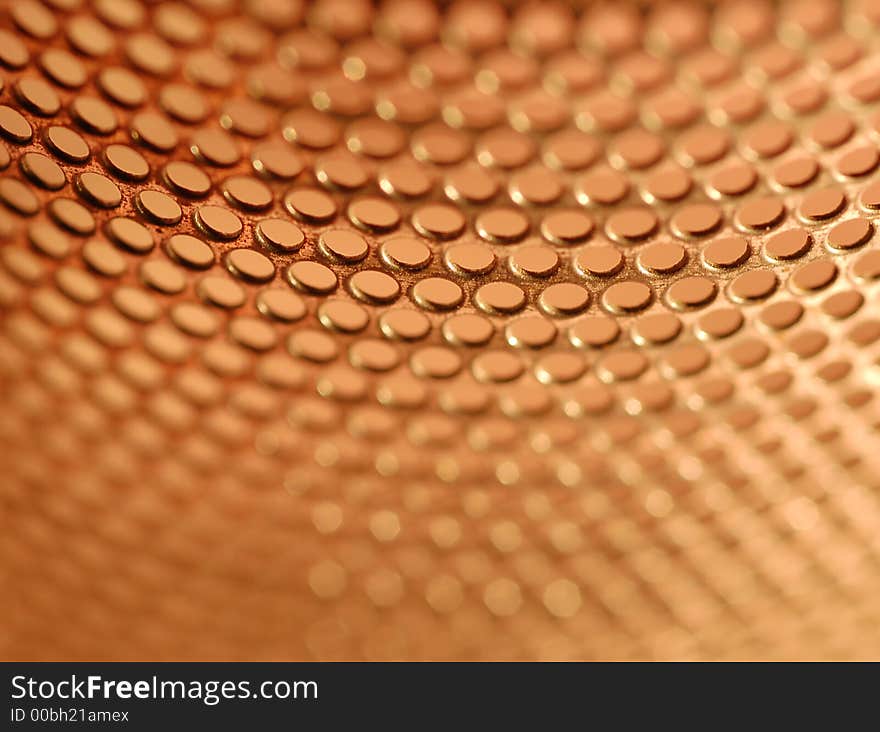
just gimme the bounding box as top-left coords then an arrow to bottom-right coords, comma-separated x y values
2,0 -> 880,660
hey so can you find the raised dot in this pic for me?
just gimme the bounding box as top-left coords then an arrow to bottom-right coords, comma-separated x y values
472,351 -> 523,383
43,127 -> 89,165
601,281 -> 651,314
49,198 -> 95,235
11,1 -> 57,40
66,15 -> 113,57
380,237 -> 431,270
197,276 -> 245,308
136,190 -> 182,226
800,188 -> 846,221
836,147 -> 880,178
28,221 -> 70,260
810,111 -> 854,149
70,98 -> 117,136
442,313 -> 494,347
509,246 -> 559,279
543,129 -> 601,171
0,179 -> 38,216
728,270 -> 778,302
379,309 -> 430,341
287,261 -> 338,295
666,277 -> 717,310
773,157 -> 819,189
670,204 -> 722,239
95,0 -> 146,31
222,175 -> 273,211
859,181 -> 880,212
0,106 -> 33,144
411,123 -> 470,165
735,196 -> 785,231
637,241 -> 687,275
609,128 -> 665,170
540,210 -> 593,246
742,120 -> 792,159
568,315 -> 620,348
348,197 -> 400,232
190,129 -> 240,167
81,239 -> 125,279
702,236 -> 750,269
539,283 -> 591,317
679,125 -> 730,166
643,166 -> 692,203
319,230 -> 369,263
257,289 -> 307,323
252,142 -> 303,181
759,301 -> 804,331
822,290 -> 863,319
42,48 -> 88,87
575,169 -> 629,205
443,244 -> 495,275
349,270 -> 400,304
159,84 -> 209,124
789,330 -> 829,360
98,67 -> 147,108
852,250 -> 880,282
171,303 -> 219,339
474,282 -> 526,314
226,249 -> 275,283
255,219 -> 304,253
764,228 -> 812,261
284,108 -> 341,150
230,316 -> 278,352
285,188 -> 337,224
15,78 -> 60,116
111,285 -> 162,323
106,217 -> 153,254
605,208 -> 658,244
379,158 -> 433,200
630,312 -> 682,346
125,33 -> 176,76
142,261 -> 185,295
476,128 -> 536,169
55,267 -> 100,304
412,203 -> 465,240
318,300 -> 369,333
20,152 -> 65,190
707,163 -> 757,198
165,234 -> 214,270
163,161 -> 211,197
76,172 -> 121,208
348,340 -> 399,373
596,351 -> 648,383
0,29 -> 30,68
695,308 -> 743,340
827,218 -> 872,252
131,112 -> 178,153
663,344 -> 710,377
315,152 -> 369,190
727,338 -> 770,369
509,167 -> 563,206
506,317 -> 557,348
476,208 -> 530,244
574,245 -> 624,278
411,277 -> 463,311
195,206 -> 242,241
410,347 -> 461,380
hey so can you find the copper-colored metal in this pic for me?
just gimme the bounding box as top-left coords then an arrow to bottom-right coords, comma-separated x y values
2,0 -> 880,660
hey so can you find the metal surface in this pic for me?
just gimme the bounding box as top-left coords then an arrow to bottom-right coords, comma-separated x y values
2,0 -> 880,660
